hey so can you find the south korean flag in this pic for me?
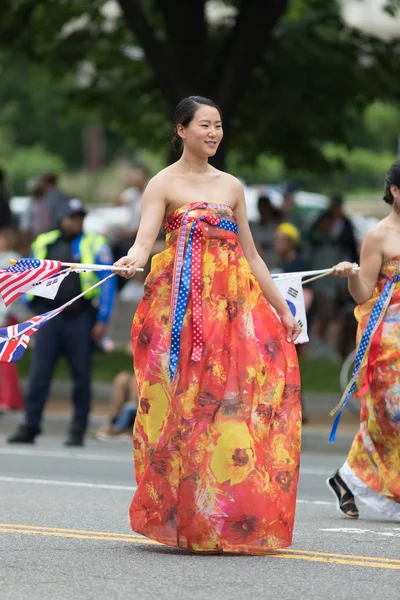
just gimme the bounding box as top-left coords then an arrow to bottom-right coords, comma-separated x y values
274,276 -> 309,344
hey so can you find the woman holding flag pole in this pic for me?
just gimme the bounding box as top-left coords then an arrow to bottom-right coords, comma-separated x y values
113,96 -> 302,554
326,160 -> 400,521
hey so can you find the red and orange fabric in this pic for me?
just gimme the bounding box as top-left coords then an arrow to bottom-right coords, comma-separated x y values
130,203 -> 302,553
341,258 -> 400,517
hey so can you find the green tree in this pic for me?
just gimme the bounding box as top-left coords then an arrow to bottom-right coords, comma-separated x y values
0,0 -> 399,170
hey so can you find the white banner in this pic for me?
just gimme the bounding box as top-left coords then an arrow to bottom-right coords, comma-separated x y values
274,276 -> 309,344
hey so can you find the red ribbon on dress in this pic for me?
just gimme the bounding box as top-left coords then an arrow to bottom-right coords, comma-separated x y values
164,207 -> 223,361
354,318 -> 384,398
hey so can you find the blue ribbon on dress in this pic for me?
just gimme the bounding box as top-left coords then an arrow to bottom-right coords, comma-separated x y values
169,216 -> 238,381
329,273 -> 400,442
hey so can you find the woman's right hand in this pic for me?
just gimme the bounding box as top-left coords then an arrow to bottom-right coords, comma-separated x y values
113,255 -> 138,279
332,262 -> 358,278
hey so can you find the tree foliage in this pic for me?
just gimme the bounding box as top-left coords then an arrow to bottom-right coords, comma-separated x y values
0,0 -> 399,170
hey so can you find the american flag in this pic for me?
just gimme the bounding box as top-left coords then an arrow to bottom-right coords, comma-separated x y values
0,307 -> 64,362
0,258 -> 61,307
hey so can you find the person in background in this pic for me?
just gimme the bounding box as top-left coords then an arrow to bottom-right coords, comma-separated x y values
250,194 -> 282,268
113,166 -> 149,257
113,166 -> 151,292
307,194 -> 359,358
0,228 -> 25,412
19,179 -> 46,246
94,344 -> 138,441
326,194 -> 359,264
32,171 -> 70,236
0,168 -> 12,230
7,199 -> 117,447
273,222 -> 313,424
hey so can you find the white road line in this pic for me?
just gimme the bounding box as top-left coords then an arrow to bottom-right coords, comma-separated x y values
0,448 -> 131,463
0,476 -> 135,491
0,476 -> 335,505
297,499 -> 334,506
300,468 -> 331,476
320,528 -> 400,536
0,448 -> 332,476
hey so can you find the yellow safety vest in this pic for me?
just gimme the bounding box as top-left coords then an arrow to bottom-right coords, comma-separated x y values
28,230 -> 108,300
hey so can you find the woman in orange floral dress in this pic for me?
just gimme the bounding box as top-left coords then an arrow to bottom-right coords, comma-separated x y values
114,96 -> 302,553
327,160 -> 400,521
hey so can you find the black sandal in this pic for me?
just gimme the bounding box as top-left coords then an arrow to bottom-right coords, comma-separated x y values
326,471 -> 359,518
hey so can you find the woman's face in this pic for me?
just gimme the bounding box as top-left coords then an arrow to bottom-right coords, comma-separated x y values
178,105 -> 223,158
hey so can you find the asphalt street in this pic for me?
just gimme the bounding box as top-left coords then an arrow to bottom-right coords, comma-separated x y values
0,433 -> 399,600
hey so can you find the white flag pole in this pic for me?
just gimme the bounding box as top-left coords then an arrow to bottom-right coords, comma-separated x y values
9,258 -> 143,273
60,262 -> 144,272
302,265 -> 359,285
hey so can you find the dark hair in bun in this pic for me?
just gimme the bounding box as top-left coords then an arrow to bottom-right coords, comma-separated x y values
383,160 -> 400,205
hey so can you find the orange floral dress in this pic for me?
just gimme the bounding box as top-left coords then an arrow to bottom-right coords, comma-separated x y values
130,202 -> 302,553
339,258 -> 400,520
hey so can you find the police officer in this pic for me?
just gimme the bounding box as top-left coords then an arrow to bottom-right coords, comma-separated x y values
8,199 -> 117,447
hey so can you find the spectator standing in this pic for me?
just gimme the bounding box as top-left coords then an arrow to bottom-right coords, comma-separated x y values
7,199 -> 117,447
0,168 -> 12,230
31,171 -> 70,236
272,222 -> 313,424
113,166 -> 149,257
306,194 -> 359,358
0,228 -> 24,412
250,194 -> 282,268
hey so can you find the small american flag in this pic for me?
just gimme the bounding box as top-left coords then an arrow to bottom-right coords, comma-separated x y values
0,307 -> 64,362
0,258 -> 61,307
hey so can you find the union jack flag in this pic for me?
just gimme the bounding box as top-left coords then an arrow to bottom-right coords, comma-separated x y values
0,259 -> 61,307
0,307 -> 64,362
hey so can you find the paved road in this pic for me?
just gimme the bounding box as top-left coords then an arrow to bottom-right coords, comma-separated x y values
0,435 -> 399,600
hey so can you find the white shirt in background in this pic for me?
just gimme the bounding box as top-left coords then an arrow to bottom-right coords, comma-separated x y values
120,187 -> 142,232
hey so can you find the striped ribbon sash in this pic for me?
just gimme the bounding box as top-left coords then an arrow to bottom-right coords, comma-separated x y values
164,203 -> 238,380
329,270 -> 400,442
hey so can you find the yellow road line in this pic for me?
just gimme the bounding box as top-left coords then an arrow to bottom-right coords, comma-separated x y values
0,523 -> 136,538
279,547 -> 400,564
0,527 -> 159,545
269,553 -> 400,569
1,524 -> 399,569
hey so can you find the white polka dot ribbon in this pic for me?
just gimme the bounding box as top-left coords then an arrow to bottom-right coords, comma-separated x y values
165,204 -> 238,381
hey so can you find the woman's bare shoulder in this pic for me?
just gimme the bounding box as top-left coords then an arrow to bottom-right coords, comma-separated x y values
145,166 -> 178,192
369,218 -> 392,241
209,167 -> 243,189
361,220 -> 388,255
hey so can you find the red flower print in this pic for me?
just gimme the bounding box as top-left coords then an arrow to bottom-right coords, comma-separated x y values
256,403 -> 274,423
264,338 -> 281,361
276,471 -> 294,492
227,300 -> 238,322
140,398 -> 150,414
151,449 -> 172,476
228,515 -> 258,542
138,325 -> 152,349
194,391 -> 222,421
283,384 -> 301,400
232,448 -> 249,466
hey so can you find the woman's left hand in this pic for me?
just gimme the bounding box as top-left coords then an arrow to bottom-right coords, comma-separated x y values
281,310 -> 302,343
